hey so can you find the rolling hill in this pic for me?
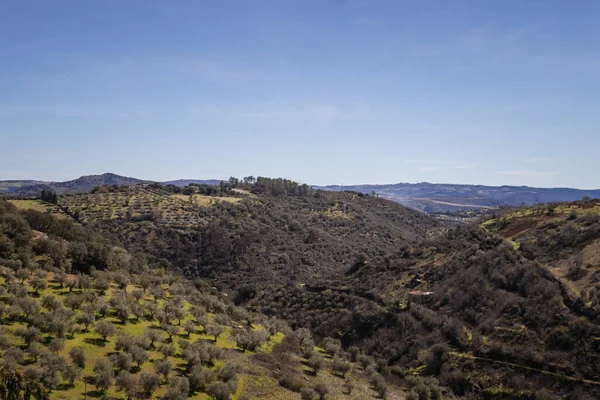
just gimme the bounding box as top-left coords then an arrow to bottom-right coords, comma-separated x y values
4,175 -> 600,399
5,173 -> 600,214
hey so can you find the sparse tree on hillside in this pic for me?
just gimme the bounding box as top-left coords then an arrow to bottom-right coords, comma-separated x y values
314,383 -> 329,400
150,285 -> 165,303
77,275 -> 91,291
16,268 -> 30,284
154,358 -> 172,382
159,343 -> 176,359
41,294 -> 61,311
162,324 -> 180,342
307,354 -> 325,376
115,334 -> 134,353
95,320 -> 117,342
130,345 -> 149,368
161,376 -> 189,400
184,320 -> 195,337
93,276 -> 111,295
116,371 -> 138,400
48,338 -> 65,354
110,351 -> 133,372
145,327 -> 163,349
189,365 -> 214,392
55,270 -> 67,288
62,364 -> 81,387
371,374 -> 387,399
343,376 -> 354,394
28,342 -> 45,363
76,310 -> 95,331
332,357 -> 352,377
66,277 -> 78,292
31,276 -> 48,295
15,326 -> 42,348
93,358 -> 113,393
132,288 -> 145,302
139,371 -> 160,398
69,347 -> 86,369
63,294 -> 82,310
205,324 -> 225,343
301,388 -> 317,400
207,380 -> 237,400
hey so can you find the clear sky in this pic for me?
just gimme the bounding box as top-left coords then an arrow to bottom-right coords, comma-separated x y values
1,0 -> 599,188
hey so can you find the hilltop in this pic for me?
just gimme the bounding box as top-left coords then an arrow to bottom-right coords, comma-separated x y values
163,179 -> 222,187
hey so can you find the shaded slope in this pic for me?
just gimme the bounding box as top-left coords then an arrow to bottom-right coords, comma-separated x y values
59,184 -> 439,291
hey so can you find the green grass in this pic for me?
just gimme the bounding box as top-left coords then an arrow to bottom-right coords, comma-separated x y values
8,199 -> 64,216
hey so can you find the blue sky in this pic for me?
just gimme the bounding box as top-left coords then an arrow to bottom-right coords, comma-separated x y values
1,0 -> 599,188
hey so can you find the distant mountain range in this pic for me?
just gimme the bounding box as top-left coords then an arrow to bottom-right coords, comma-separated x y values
2,173 -> 599,213
317,182 -> 600,213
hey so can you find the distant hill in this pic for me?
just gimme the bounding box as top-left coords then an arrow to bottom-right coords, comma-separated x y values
5,174 -> 600,214
0,173 -> 149,196
162,179 -> 221,187
318,182 -> 600,213
0,174 -> 223,197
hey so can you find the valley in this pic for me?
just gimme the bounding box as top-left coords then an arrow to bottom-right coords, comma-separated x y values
2,177 -> 600,399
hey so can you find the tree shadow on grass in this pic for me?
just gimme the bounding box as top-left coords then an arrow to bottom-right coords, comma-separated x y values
86,389 -> 106,398
129,366 -> 142,374
84,338 -> 107,347
56,383 -> 73,391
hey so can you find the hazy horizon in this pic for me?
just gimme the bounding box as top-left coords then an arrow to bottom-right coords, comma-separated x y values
2,1 -> 599,188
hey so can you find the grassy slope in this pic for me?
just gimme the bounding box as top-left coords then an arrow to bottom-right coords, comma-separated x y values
7,199 -> 67,219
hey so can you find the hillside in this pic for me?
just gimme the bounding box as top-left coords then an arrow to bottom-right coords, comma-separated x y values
319,182 -> 600,213
55,179 -> 438,291
482,198 -> 600,307
245,199 -> 600,399
0,199 -> 408,399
